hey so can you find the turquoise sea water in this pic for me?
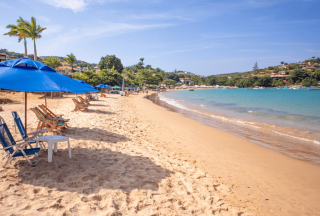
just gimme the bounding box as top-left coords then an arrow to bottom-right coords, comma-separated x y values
156,88 -> 320,165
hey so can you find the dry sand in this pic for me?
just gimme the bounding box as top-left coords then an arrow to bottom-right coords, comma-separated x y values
0,91 -> 319,215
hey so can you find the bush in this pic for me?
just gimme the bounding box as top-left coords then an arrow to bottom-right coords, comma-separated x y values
301,77 -> 312,86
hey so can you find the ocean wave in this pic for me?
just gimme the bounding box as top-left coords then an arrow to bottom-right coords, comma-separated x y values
158,93 -> 320,145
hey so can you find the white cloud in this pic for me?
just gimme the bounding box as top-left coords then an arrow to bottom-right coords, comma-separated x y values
62,22 -> 174,41
39,22 -> 174,53
40,0 -> 87,12
39,0 -> 127,12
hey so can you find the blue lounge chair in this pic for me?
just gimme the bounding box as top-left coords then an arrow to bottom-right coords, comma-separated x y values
12,111 -> 47,150
0,117 -> 40,167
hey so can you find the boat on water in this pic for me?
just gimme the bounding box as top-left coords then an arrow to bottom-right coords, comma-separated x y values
189,89 -> 194,91
247,87 -> 253,90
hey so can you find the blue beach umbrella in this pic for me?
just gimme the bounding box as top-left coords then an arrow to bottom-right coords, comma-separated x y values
95,84 -> 105,88
74,79 -> 95,90
103,85 -> 110,88
111,86 -> 121,89
0,57 -> 98,133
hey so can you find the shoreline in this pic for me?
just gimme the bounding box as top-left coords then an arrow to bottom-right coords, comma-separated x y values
133,92 -> 320,215
154,91 -> 320,166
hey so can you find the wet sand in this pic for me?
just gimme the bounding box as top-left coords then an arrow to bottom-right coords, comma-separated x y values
0,91 -> 319,215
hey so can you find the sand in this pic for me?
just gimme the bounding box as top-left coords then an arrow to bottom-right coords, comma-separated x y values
0,91 -> 319,215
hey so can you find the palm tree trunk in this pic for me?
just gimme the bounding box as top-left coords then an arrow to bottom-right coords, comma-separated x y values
24,37 -> 28,57
33,38 -> 37,61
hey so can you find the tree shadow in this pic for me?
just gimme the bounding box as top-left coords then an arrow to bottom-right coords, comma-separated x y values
65,127 -> 130,143
88,104 -> 109,107
86,110 -> 116,115
17,147 -> 173,194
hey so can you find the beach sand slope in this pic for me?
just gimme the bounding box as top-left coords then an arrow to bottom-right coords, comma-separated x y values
0,92 -> 254,215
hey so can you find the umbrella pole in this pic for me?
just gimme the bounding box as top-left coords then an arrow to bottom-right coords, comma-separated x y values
25,92 -> 27,135
45,93 -> 47,107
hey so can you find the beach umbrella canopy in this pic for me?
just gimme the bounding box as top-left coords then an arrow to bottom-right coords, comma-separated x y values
74,79 -> 95,90
96,84 -> 110,89
0,58 -> 98,93
0,57 -> 97,134
95,84 -> 105,88
111,86 -> 121,89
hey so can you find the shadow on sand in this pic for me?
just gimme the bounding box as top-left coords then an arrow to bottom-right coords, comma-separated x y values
65,127 -> 130,143
17,147 -> 173,194
85,110 -> 115,115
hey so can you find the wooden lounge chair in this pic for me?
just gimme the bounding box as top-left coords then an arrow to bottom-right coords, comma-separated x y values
31,107 -> 66,135
100,92 -> 107,97
86,93 -> 98,101
0,116 -> 40,167
77,96 -> 90,106
72,98 -> 89,112
12,111 -> 47,150
38,104 -> 70,126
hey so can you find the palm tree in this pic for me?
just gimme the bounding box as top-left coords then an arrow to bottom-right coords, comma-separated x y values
19,17 -> 46,61
140,57 -> 144,65
65,53 -> 76,73
43,56 -> 61,69
4,17 -> 29,57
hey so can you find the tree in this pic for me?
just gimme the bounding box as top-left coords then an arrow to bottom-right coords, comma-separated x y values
99,67 -> 123,86
145,64 -> 153,70
256,75 -> 273,87
99,55 -> 124,73
191,76 -> 201,85
140,57 -> 144,65
65,53 -> 76,73
273,79 -> 285,87
163,79 -> 177,86
253,61 -> 259,73
43,56 -> 61,69
301,77 -> 312,87
19,17 -> 46,61
206,76 -> 217,85
4,17 -> 29,57
288,70 -> 309,84
280,61 -> 284,65
312,56 -> 315,59
165,73 -> 180,82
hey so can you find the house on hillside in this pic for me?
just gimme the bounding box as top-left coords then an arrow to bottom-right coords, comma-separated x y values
56,66 -> 73,73
0,53 -> 7,62
278,64 -> 290,69
179,78 -> 194,85
270,71 -> 290,80
61,62 -> 69,66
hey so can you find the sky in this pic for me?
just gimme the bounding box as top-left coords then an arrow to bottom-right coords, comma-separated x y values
0,0 -> 320,76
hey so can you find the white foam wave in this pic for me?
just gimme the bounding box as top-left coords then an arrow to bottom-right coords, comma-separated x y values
158,93 -> 320,145
158,94 -> 189,110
